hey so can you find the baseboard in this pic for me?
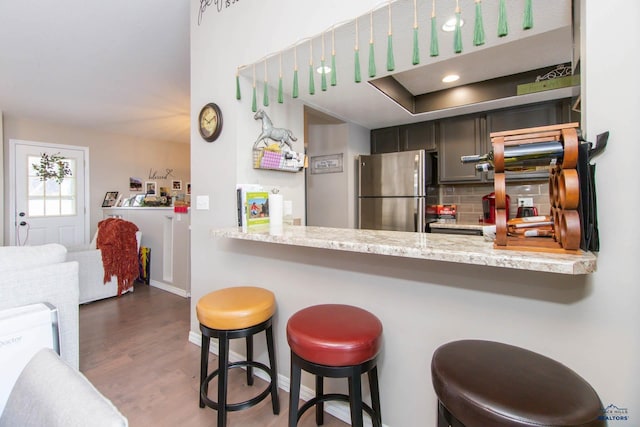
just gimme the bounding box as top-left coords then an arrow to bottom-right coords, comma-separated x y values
187,331 -> 377,426
150,280 -> 190,298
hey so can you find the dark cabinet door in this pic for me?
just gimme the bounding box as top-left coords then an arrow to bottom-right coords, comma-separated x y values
370,127 -> 400,154
439,115 -> 485,183
488,100 -> 571,133
402,121 -> 436,152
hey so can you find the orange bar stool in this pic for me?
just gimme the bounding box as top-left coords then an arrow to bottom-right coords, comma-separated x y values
286,304 -> 383,427
196,286 -> 279,427
431,340 -> 606,427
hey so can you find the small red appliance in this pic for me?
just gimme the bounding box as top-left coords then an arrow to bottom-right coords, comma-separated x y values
482,192 -> 510,224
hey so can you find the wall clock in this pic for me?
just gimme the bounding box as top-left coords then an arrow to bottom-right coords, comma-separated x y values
198,103 -> 223,142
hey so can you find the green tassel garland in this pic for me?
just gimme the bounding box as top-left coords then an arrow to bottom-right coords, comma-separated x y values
251,86 -> 257,112
331,53 -> 337,86
321,59 -> 327,91
309,64 -> 315,95
523,0 -> 533,30
354,49 -> 362,83
454,11 -> 463,54
412,27 -> 420,65
430,15 -> 439,57
386,2 -> 394,72
387,34 -> 395,72
235,74 -> 241,100
292,69 -> 299,98
473,0 -> 486,46
278,76 -> 283,103
498,0 -> 508,37
412,0 -> 419,65
368,11 -> 376,78
263,83 -> 269,106
368,42 -> 376,78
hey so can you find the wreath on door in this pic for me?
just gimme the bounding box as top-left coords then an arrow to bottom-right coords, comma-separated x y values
33,152 -> 72,184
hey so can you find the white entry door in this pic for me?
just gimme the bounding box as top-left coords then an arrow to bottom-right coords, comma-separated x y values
10,140 -> 89,247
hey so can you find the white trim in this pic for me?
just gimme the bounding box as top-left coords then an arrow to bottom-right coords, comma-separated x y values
187,331 -> 380,427
8,139 -> 90,246
150,279 -> 190,298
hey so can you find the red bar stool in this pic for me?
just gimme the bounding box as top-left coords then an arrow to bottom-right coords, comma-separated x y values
286,304 -> 383,427
196,286 -> 279,427
431,340 -> 606,427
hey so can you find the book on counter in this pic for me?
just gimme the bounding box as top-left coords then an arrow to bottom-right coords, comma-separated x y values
236,184 -> 267,231
245,191 -> 270,229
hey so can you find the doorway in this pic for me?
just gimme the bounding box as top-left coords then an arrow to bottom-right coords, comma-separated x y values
9,139 -> 89,246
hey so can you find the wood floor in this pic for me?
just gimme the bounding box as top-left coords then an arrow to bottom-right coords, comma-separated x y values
79,284 -> 349,427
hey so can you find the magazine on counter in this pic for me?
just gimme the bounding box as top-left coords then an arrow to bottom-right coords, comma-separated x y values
245,191 -> 270,229
236,184 -> 263,230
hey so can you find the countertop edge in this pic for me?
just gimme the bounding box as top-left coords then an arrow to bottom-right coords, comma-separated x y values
210,226 -> 596,275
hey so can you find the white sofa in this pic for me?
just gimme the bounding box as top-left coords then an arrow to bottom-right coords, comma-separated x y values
66,231 -> 142,304
0,244 -> 79,368
0,244 -> 128,426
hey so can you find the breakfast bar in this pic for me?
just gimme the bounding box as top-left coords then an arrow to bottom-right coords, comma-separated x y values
210,226 -> 596,275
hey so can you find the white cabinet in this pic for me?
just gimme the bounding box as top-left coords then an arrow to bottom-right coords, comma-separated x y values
102,208 -> 190,297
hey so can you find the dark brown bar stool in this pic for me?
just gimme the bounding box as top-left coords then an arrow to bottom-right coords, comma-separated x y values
196,286 -> 279,427
431,340 -> 606,427
286,304 -> 383,427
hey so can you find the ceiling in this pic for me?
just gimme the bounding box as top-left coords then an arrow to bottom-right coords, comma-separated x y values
241,0 -> 574,128
0,1 -> 573,145
0,1 -> 191,144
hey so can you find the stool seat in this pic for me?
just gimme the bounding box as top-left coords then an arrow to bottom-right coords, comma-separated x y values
197,286 -> 275,330
431,340 -> 605,427
287,304 -> 382,367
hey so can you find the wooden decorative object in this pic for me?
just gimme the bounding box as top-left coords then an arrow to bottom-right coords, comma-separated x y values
491,122 -> 582,254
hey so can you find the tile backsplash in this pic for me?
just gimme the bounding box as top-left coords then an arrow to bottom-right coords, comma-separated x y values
440,181 -> 551,224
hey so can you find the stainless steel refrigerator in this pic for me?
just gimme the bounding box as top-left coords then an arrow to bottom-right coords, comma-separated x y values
358,149 -> 436,232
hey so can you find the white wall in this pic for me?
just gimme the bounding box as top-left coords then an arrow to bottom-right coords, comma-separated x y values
190,1 -> 640,425
3,115 -> 190,240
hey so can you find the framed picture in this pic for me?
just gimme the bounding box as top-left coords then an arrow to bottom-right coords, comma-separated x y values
101,191 -> 119,207
145,181 -> 157,195
172,180 -> 182,191
132,194 -> 146,207
129,177 -> 143,192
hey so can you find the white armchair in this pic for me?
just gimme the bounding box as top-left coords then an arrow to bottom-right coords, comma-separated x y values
67,231 -> 142,304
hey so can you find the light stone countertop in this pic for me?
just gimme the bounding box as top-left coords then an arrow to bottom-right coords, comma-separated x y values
429,222 -> 485,231
211,226 -> 596,275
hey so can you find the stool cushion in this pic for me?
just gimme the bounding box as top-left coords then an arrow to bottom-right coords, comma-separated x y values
196,287 -> 275,330
287,304 -> 382,367
431,340 -> 605,427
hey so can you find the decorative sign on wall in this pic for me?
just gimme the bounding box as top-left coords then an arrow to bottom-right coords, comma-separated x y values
198,0 -> 241,25
310,153 -> 343,174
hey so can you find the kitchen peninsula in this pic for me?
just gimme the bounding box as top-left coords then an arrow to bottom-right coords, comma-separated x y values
211,226 -> 595,275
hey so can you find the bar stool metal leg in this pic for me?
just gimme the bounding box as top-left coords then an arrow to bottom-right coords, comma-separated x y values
265,324 -> 280,414
246,335 -> 254,386
348,367 -> 364,427
288,357 -> 302,427
315,375 -> 324,425
199,329 -> 210,408
368,367 -> 382,427
217,332 -> 229,427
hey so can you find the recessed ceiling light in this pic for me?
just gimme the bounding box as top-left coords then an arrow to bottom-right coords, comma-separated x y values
442,17 -> 464,32
316,65 -> 331,74
442,74 -> 460,83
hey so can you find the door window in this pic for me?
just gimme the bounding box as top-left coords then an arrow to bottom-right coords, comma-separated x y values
27,155 -> 77,217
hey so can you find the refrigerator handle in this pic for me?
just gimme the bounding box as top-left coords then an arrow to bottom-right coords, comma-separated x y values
417,198 -> 425,232
415,151 -> 425,197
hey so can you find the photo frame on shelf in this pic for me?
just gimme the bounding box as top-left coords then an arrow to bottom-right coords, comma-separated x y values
101,191 -> 119,207
145,181 -> 157,195
132,194 -> 146,207
129,177 -> 143,192
172,180 -> 182,191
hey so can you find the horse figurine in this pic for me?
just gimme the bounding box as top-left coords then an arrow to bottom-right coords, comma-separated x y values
253,109 -> 297,151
